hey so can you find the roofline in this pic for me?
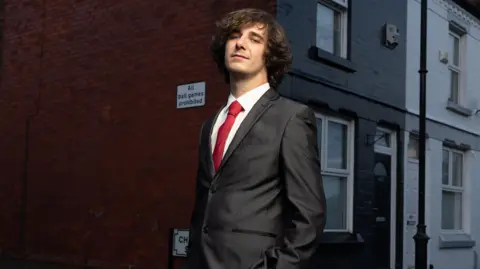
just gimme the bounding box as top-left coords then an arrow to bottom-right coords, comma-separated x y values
453,0 -> 480,20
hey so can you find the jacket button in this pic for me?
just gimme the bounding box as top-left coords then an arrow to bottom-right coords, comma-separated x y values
202,225 -> 208,234
210,185 -> 217,193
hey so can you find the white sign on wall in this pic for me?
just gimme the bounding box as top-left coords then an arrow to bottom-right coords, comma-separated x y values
177,82 -> 206,109
172,229 -> 190,257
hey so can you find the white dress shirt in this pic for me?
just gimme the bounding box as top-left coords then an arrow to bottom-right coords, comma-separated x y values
211,83 -> 271,157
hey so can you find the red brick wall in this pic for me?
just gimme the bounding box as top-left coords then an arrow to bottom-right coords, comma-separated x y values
0,0 -> 275,268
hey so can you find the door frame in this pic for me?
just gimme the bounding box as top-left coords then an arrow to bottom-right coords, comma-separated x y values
374,127 -> 397,269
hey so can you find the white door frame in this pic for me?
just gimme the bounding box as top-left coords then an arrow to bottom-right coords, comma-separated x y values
374,127 -> 397,269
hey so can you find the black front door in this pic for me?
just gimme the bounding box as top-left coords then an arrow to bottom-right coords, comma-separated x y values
373,152 -> 392,269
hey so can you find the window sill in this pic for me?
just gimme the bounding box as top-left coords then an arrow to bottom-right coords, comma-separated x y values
318,232 -> 364,245
446,100 -> 473,117
308,46 -> 356,73
439,233 -> 476,249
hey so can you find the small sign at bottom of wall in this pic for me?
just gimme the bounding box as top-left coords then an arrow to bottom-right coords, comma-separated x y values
172,229 -> 190,257
177,81 -> 206,109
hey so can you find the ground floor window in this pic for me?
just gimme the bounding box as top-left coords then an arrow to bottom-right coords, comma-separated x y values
441,147 -> 465,231
315,113 -> 354,231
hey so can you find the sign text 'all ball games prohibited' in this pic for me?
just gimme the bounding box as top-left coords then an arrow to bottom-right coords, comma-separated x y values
177,82 -> 206,109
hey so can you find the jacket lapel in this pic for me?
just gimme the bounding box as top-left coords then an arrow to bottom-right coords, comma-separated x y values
206,105 -> 225,178
214,89 -> 278,177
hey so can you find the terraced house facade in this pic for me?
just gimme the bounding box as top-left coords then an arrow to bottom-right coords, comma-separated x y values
404,0 -> 480,268
276,0 -> 407,268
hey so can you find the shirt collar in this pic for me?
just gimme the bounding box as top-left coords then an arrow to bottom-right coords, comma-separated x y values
225,83 -> 270,113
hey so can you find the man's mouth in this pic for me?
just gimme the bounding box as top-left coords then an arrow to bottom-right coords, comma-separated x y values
232,54 -> 248,59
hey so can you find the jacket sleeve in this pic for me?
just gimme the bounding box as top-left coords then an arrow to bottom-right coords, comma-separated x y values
182,122 -> 206,269
262,106 -> 326,269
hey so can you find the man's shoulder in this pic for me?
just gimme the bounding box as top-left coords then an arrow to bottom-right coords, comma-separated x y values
275,95 -> 313,116
199,117 -> 213,134
198,112 -> 219,135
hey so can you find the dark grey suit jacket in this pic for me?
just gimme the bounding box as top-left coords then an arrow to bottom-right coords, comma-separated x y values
184,89 -> 326,269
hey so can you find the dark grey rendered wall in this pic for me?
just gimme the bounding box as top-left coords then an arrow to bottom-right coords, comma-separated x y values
275,0 -> 408,268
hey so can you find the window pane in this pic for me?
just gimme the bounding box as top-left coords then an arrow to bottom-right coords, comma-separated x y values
442,150 -> 449,185
450,70 -> 459,103
333,11 -> 342,55
449,33 -> 459,66
316,4 -> 341,55
327,121 -> 347,169
441,190 -> 462,230
316,118 -> 322,164
452,152 -> 463,187
323,175 -> 347,230
407,136 -> 419,159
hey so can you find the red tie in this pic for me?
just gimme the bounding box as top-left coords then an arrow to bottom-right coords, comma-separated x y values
212,101 -> 243,171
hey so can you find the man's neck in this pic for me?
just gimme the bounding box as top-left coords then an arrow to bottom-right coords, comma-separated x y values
229,76 -> 268,98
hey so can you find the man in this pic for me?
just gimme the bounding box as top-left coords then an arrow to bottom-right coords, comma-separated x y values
184,8 -> 326,269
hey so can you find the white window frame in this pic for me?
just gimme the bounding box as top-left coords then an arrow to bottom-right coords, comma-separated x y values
447,24 -> 466,105
315,113 -> 355,232
330,0 -> 348,8
441,147 -> 465,233
316,0 -> 349,58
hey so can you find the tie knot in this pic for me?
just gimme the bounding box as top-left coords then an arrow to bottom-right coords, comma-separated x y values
228,101 -> 243,116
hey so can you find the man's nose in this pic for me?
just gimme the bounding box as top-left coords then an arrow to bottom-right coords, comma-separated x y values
235,36 -> 246,49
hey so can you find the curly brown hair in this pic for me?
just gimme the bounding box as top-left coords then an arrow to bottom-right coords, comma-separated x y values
210,8 -> 293,89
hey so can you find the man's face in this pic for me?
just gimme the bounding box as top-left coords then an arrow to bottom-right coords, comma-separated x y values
224,23 -> 268,80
